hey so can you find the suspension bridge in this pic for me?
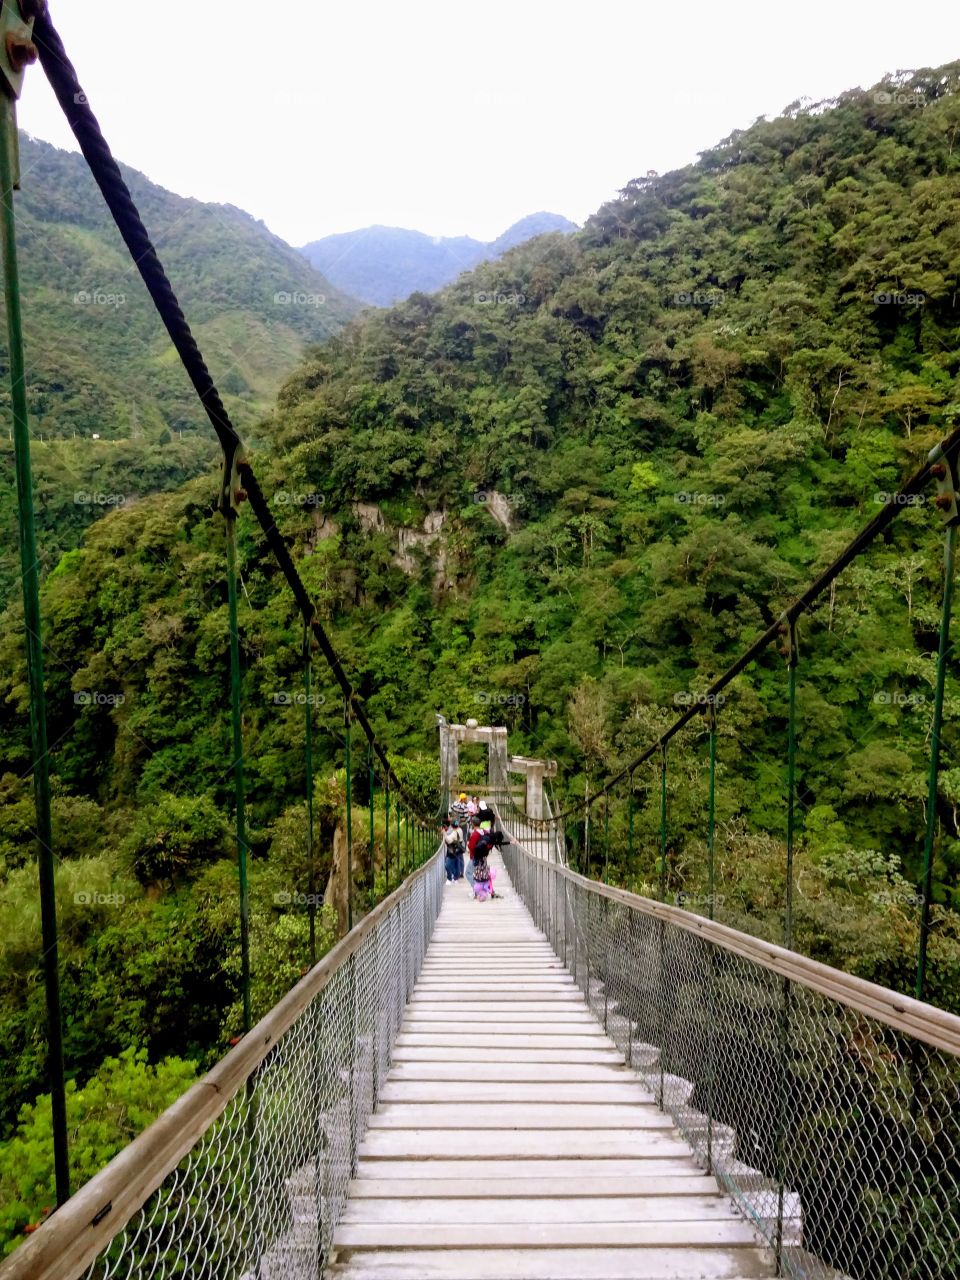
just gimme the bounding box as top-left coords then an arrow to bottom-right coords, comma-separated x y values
0,4 -> 959,1279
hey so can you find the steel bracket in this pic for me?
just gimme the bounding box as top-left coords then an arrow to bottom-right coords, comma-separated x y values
0,0 -> 37,102
219,442 -> 246,517
927,441 -> 960,527
777,613 -> 799,668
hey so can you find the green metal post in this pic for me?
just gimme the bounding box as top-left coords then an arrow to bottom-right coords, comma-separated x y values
704,703 -> 718,1174
658,744 -> 668,901
384,783 -> 390,893
304,622 -> 316,966
344,699 -> 353,931
396,804 -> 401,879
707,704 -> 717,921
627,771 -> 634,868
0,92 -> 70,1206
917,522 -> 957,1000
368,744 -> 375,903
603,792 -> 609,883
784,621 -> 798,951
225,518 -> 252,1033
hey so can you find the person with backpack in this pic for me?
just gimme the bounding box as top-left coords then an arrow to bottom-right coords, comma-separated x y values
441,820 -> 461,882
452,822 -> 465,880
476,798 -> 495,830
467,817 -> 498,900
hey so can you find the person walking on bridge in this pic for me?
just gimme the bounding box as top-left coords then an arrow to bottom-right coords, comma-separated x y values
441,820 -> 461,883
465,815 -> 482,893
450,792 -> 469,830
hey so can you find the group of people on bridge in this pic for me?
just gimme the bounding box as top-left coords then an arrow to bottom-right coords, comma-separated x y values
441,792 -> 502,901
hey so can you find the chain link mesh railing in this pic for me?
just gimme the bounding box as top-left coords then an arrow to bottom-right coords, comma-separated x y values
503,840 -> 960,1280
2,851 -> 443,1280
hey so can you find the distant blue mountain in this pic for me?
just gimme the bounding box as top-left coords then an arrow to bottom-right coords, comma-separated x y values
299,212 -> 578,307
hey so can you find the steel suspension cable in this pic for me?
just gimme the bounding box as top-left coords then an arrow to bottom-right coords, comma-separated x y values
29,7 -> 433,827
547,433 -> 960,824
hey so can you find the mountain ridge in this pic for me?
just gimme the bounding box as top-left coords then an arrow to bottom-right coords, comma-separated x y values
299,211 -> 578,307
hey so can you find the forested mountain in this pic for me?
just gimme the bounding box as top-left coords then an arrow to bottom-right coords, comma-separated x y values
1,134 -> 358,442
3,63 -> 960,1248
298,212 -> 578,305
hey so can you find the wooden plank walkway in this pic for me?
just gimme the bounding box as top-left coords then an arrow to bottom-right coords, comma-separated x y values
329,853 -> 776,1279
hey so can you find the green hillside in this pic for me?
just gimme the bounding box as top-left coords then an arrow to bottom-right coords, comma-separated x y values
2,63 -> 960,1248
0,133 -> 359,441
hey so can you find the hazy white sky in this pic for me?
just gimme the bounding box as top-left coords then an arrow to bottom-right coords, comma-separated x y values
18,0 -> 960,247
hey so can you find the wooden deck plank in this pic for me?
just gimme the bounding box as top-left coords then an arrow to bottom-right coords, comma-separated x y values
328,1247 -> 774,1279
335,1221 -> 764,1247
348,1176 -> 720,1199
379,1081 -> 653,1104
367,1103 -> 671,1130
341,1195 -> 734,1223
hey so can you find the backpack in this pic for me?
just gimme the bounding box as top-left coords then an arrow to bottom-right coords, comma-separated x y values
474,830 -> 495,858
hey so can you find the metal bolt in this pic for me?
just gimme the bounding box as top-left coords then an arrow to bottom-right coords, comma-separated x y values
234,487 -> 248,504
5,31 -> 37,72
934,493 -> 954,511
778,645 -> 790,658
930,462 -> 947,479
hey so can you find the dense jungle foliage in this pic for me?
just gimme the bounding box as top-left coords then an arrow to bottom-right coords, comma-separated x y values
2,63 -> 960,1249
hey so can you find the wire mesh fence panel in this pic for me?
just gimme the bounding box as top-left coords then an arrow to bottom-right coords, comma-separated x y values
501,843 -> 960,1280
74,854 -> 444,1280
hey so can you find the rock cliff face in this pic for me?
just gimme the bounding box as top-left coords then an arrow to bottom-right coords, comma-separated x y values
349,503 -> 465,591
346,495 -> 514,588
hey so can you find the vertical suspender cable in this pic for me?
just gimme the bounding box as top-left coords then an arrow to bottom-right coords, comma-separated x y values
303,622 -> 316,966
658,744 -> 668,902
384,782 -> 390,893
0,87 -> 70,1207
368,744 -> 375,902
916,523 -> 957,1000
225,516 -> 252,1032
344,699 -> 353,931
783,619 -> 799,951
706,704 -> 717,920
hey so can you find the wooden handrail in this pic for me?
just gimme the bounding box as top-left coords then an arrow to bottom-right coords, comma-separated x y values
506,841 -> 960,1059
0,850 -> 443,1280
